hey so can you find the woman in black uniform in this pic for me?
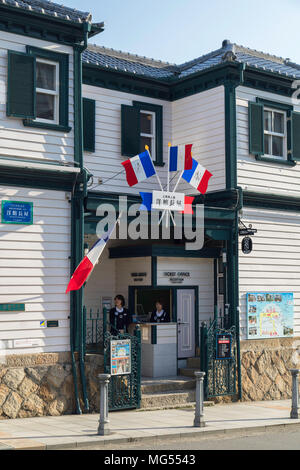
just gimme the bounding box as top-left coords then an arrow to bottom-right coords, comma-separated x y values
109,294 -> 132,334
150,300 -> 170,323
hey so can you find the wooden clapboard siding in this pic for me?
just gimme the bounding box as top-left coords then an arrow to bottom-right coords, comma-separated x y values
172,86 -> 226,194
156,257 -> 214,327
239,207 -> 300,340
82,84 -> 171,195
0,30 -> 74,166
236,85 -> 300,195
0,186 -> 71,356
82,84 -> 226,195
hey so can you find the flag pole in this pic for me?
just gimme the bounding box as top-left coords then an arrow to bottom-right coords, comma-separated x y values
145,145 -> 163,191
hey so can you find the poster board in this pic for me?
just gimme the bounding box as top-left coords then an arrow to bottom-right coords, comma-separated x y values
246,293 -> 294,339
110,339 -> 131,375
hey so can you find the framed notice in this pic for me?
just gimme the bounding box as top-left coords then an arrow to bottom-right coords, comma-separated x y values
246,293 -> 294,339
216,334 -> 232,360
1,200 -> 33,225
110,339 -> 131,376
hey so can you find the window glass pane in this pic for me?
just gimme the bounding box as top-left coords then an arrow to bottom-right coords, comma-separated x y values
36,93 -> 55,120
140,112 -> 152,135
272,136 -> 284,157
264,111 -> 272,131
141,136 -> 152,154
273,112 -> 284,134
36,62 -> 56,91
217,257 -> 224,274
218,277 -> 224,296
264,134 -> 271,155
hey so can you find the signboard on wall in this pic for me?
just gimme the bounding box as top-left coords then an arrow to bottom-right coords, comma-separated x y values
216,334 -> 232,360
246,293 -> 294,339
1,201 -> 33,225
110,339 -> 131,375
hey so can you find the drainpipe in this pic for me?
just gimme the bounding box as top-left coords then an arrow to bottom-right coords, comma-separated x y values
70,22 -> 92,413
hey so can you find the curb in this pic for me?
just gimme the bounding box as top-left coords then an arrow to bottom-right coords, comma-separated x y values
38,420 -> 300,450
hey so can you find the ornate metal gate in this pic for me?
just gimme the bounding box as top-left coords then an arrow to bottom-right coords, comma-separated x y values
200,319 -> 237,399
103,327 -> 141,411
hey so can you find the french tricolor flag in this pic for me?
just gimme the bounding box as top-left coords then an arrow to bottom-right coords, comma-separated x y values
182,158 -> 213,194
169,144 -> 193,172
122,150 -> 156,187
66,221 -> 118,293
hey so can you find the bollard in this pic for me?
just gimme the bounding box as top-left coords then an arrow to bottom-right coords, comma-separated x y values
98,374 -> 111,435
290,369 -> 299,419
194,371 -> 206,427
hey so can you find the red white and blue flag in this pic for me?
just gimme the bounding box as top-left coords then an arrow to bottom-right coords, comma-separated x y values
169,144 -> 193,172
66,220 -> 119,293
122,150 -> 156,187
182,158 -> 212,194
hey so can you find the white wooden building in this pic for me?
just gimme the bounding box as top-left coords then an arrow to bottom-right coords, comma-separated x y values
0,0 -> 300,417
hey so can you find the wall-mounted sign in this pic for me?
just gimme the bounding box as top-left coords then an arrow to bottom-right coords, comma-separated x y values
131,272 -> 147,282
110,339 -> 131,375
216,334 -> 232,360
0,303 -> 25,312
163,271 -> 190,284
1,201 -> 33,225
247,292 -> 294,339
242,236 -> 253,254
47,320 -> 59,328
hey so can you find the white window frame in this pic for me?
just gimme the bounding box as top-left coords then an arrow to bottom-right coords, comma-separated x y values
140,110 -> 156,161
263,107 -> 287,160
35,58 -> 59,125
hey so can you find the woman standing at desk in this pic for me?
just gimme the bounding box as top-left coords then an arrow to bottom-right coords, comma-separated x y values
109,294 -> 132,334
150,300 -> 170,323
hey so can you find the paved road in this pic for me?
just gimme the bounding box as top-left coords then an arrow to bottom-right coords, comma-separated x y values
66,428 -> 300,451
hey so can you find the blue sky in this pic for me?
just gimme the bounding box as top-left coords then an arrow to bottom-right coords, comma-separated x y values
63,0 -> 300,64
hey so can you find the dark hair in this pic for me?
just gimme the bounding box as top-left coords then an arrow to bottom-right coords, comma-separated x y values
155,300 -> 163,307
115,294 -> 125,307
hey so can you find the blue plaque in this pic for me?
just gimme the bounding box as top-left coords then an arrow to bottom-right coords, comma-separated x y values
1,201 -> 33,225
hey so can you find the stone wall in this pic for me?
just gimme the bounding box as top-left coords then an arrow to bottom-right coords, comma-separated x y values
240,337 -> 300,401
0,353 -> 104,419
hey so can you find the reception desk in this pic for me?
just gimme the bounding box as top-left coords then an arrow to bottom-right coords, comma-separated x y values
139,322 -> 177,377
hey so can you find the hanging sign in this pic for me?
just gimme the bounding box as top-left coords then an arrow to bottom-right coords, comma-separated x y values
216,334 -> 232,360
242,236 -> 253,254
110,339 -> 131,375
1,201 -> 33,225
152,191 -> 185,212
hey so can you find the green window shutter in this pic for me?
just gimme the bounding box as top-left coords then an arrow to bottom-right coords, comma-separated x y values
249,102 -> 264,155
7,51 -> 36,119
289,111 -> 300,161
83,98 -> 96,152
121,104 -> 140,157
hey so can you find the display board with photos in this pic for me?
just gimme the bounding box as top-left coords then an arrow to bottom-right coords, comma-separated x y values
246,293 -> 294,339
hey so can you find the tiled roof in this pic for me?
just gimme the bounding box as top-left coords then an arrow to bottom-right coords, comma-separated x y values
83,40 -> 300,81
0,0 -> 92,23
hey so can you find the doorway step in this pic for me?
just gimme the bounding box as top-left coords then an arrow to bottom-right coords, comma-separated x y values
179,357 -> 201,378
140,375 -> 213,410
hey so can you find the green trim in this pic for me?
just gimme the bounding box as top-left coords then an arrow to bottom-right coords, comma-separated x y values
224,82 -> 238,189
74,47 -> 84,168
151,256 -> 157,287
151,325 -> 157,345
248,102 -> 264,156
23,46 -> 70,131
83,98 -> 96,153
256,97 -> 293,112
7,50 -> 36,119
132,101 -> 164,167
109,245 -> 221,259
243,190 -> 300,212
0,5 -> 102,47
255,155 -> 296,166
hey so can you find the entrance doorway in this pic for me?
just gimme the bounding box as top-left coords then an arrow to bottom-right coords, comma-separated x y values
177,289 -> 195,359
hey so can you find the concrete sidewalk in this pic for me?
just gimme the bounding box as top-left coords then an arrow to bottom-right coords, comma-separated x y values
0,399 -> 299,450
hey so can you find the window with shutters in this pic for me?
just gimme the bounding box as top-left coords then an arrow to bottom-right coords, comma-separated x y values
249,98 -> 299,166
263,108 -> 287,160
140,110 -> 156,162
